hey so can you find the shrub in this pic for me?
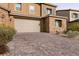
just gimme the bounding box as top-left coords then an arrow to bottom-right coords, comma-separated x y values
68,22 -> 79,31
0,25 -> 16,54
66,30 -> 79,38
0,25 -> 16,45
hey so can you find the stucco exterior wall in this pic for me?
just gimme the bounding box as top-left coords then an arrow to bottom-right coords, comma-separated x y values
41,4 -> 56,17
48,16 -> 67,33
70,11 -> 79,21
9,3 -> 57,17
0,7 -> 14,27
0,3 -> 9,9
9,3 -> 41,17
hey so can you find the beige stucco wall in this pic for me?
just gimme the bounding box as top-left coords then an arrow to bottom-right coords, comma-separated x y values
0,3 -> 57,17
9,3 -> 56,17
41,4 -> 56,17
0,7 -> 14,27
9,3 -> 41,17
70,11 -> 79,21
48,16 -> 67,33
0,3 -> 9,9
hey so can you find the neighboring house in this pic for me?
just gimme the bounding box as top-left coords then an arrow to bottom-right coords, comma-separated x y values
0,3 -> 67,33
56,9 -> 79,22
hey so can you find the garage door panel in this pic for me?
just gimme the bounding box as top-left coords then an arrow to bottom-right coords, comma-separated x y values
14,19 -> 40,32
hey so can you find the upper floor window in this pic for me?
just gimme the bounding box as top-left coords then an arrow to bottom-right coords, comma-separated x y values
46,8 -> 52,15
29,5 -> 35,14
72,13 -> 78,18
15,3 -> 22,11
55,20 -> 62,28
43,8 -> 53,15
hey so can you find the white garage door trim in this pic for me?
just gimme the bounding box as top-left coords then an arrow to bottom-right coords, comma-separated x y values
14,19 -> 40,32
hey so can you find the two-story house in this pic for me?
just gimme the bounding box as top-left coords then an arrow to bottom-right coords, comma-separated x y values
56,9 -> 79,22
0,3 -> 67,33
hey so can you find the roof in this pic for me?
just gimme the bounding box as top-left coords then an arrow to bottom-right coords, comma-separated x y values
69,19 -> 79,23
39,3 -> 57,7
49,15 -> 67,19
57,9 -> 79,12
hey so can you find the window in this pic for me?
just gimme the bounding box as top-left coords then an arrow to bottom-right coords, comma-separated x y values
72,13 -> 78,18
16,3 -> 21,11
43,8 -> 52,15
46,8 -> 52,15
55,20 -> 62,28
29,5 -> 35,14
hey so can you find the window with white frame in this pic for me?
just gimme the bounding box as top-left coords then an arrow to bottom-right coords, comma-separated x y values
43,8 -> 52,15
72,13 -> 78,18
29,5 -> 35,14
15,3 -> 22,11
55,20 -> 62,28
46,8 -> 52,15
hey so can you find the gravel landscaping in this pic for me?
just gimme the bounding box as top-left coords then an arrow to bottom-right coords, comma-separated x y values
2,32 -> 79,56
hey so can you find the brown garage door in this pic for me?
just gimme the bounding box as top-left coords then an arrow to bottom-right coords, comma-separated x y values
14,19 -> 40,32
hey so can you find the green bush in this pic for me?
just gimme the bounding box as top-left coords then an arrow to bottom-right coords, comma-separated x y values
0,25 -> 16,54
68,22 -> 79,31
66,30 -> 79,38
0,25 -> 16,45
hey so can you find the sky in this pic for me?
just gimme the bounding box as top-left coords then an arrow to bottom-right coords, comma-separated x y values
55,3 -> 79,10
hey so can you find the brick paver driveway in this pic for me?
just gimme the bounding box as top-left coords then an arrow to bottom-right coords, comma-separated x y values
5,32 -> 79,56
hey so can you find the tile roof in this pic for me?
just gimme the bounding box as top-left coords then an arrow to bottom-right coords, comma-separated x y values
57,9 -> 79,12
